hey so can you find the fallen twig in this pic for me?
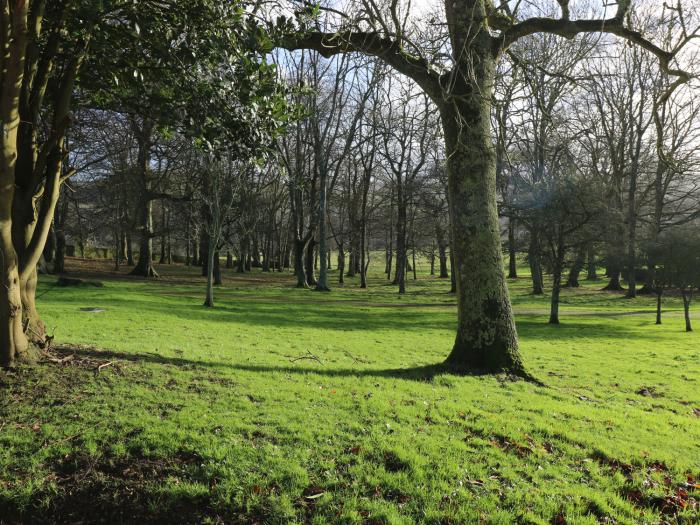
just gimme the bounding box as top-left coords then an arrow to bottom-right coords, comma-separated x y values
343,351 -> 370,365
43,434 -> 80,448
96,361 -> 114,374
289,350 -> 322,364
42,351 -> 75,365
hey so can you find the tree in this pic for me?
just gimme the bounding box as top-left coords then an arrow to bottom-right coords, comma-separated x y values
274,0 -> 697,375
652,228 -> 700,332
201,157 -> 237,308
0,1 -> 284,367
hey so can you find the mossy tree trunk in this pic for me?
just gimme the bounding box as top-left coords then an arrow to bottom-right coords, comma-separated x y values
440,38 -> 525,374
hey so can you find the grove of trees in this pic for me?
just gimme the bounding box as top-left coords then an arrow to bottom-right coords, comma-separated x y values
2,0 -> 700,376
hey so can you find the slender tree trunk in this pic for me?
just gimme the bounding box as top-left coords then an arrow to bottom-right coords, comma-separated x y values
213,252 -> 222,286
683,292 -> 692,332
316,167 -> 330,291
204,239 -> 216,308
126,233 -> 135,266
338,241 -> 345,285
656,290 -> 662,325
549,243 -> 564,325
159,205 -> 167,264
360,172 -> 371,289
412,243 -> 417,281
201,234 -> 209,277
507,217 -> 518,279
55,228 -> 66,274
393,180 -> 406,294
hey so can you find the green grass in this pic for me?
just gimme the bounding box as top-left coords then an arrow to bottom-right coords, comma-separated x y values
1,258 -> 698,524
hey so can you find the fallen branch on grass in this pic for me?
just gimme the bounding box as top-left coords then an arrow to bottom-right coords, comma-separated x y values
96,361 -> 114,375
288,350 -> 323,364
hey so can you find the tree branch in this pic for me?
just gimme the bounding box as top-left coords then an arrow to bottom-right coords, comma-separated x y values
498,14 -> 692,92
277,31 -> 444,100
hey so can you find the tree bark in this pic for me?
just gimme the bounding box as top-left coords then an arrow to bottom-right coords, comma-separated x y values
393,177 -> 406,294
656,291 -> 662,325
437,227 -> 449,279
683,292 -> 692,332
204,238 -> 216,308
337,241 -> 345,285
213,252 -> 222,286
507,217 -> 518,279
528,233 -> 544,295
305,237 -> 317,286
565,248 -> 585,288
603,264 -> 624,291
129,120 -> 158,278
315,165 -> 330,291
440,48 -> 525,374
294,238 -> 307,287
549,241 -> 564,325
586,244 -> 597,280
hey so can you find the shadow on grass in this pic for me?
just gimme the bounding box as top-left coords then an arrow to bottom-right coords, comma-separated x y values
46,291 -> 670,342
58,346 -> 506,382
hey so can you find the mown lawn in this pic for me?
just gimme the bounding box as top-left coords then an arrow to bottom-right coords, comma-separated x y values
1,258 -> 698,524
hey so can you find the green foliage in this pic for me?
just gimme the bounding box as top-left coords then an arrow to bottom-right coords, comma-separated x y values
650,228 -> 700,294
0,262 -> 698,523
67,0 -> 288,158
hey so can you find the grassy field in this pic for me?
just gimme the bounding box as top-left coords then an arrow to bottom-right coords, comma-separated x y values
1,257 -> 698,524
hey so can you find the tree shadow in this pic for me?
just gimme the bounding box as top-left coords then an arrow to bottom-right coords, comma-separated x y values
55,345 -> 500,382
48,291 -> 671,342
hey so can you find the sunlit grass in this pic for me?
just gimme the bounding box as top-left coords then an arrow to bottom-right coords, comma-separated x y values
0,257 -> 698,524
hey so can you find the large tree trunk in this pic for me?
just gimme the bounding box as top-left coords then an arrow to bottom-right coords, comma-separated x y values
603,264 -> 624,291
305,237 -> 317,286
586,243 -> 597,280
129,121 -> 158,278
440,47 -> 525,375
294,238 -> 307,288
131,198 -> 158,278
565,248 -> 585,288
528,233 -> 544,295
